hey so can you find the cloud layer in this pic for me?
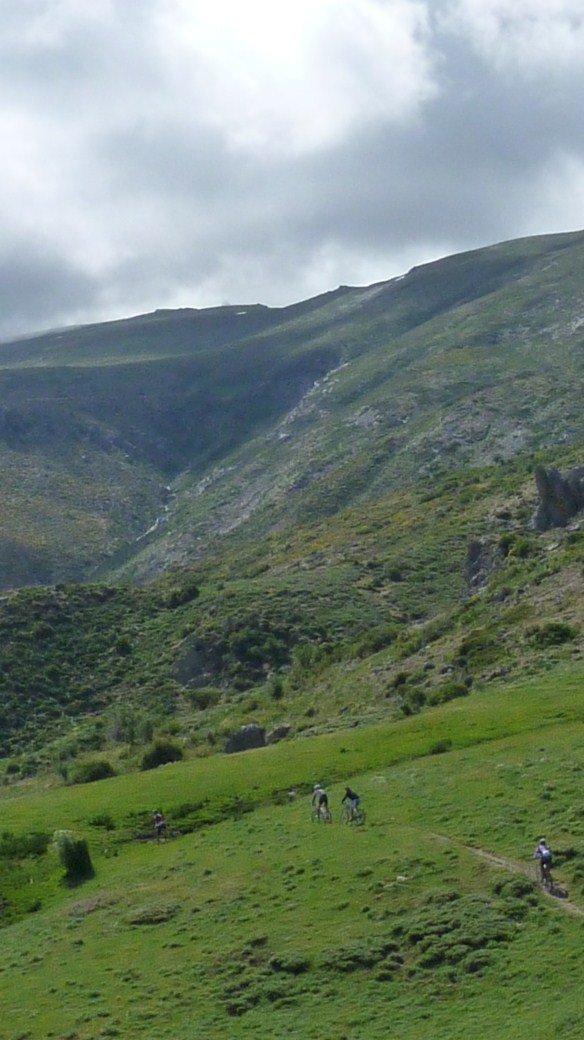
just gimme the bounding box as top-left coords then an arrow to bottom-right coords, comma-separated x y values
0,0 -> 583,339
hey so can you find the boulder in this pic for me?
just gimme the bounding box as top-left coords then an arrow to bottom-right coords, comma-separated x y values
224,724 -> 266,754
533,465 -> 584,530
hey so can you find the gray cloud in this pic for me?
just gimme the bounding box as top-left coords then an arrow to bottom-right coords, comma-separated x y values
0,0 -> 583,341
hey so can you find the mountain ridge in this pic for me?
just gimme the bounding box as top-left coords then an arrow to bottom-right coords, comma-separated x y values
0,228 -> 582,589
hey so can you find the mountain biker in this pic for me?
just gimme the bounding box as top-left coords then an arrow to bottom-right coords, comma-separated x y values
153,810 -> 166,840
534,837 -> 552,882
341,786 -> 360,819
312,784 -> 329,819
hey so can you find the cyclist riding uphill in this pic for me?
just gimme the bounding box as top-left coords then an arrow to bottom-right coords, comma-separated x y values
312,784 -> 329,814
341,786 -> 360,816
534,837 -> 552,878
153,810 -> 166,840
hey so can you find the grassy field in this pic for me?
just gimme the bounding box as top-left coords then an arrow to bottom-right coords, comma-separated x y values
0,664 -> 583,1039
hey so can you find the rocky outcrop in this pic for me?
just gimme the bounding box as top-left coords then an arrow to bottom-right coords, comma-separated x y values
224,724 -> 266,754
533,465 -> 584,530
465,537 -> 503,592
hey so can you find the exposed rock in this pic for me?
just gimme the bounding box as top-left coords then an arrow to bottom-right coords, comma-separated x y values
533,465 -> 584,530
224,724 -> 266,754
266,724 -> 291,745
465,537 -> 503,592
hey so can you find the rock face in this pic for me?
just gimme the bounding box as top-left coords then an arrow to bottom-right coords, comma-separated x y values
224,724 -> 266,754
465,537 -> 503,592
533,465 -> 584,530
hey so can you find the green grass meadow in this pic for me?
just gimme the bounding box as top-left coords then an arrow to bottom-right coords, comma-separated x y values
0,666 -> 583,1038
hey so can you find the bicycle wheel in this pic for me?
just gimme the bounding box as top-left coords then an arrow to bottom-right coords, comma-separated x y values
312,808 -> 332,823
353,808 -> 366,826
340,806 -> 352,824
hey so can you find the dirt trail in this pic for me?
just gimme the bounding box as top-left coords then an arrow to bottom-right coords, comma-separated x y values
431,832 -> 584,918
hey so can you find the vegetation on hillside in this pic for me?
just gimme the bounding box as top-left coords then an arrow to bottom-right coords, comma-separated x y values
0,441 -> 581,783
0,671 -> 583,1038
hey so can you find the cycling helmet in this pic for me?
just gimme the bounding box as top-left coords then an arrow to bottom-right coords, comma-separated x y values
313,783 -> 322,791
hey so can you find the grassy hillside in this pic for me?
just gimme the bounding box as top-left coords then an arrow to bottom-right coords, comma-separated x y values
0,668 -> 582,1039
0,439 -> 581,784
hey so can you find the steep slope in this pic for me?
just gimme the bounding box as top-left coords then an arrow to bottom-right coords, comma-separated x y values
111,229 -> 584,580
0,229 -> 582,588
0,440 -> 582,777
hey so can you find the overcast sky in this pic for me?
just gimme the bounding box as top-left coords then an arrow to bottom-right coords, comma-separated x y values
1,0 -> 583,340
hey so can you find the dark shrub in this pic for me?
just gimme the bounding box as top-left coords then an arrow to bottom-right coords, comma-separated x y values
270,678 -> 284,701
0,830 -> 50,859
141,739 -> 184,770
186,686 -> 221,710
353,624 -> 398,657
427,682 -> 469,706
87,814 -> 116,831
53,831 -> 95,883
268,953 -> 310,975
70,758 -> 116,784
166,580 -> 200,608
429,739 -> 453,755
529,622 -> 578,647
400,688 -> 426,716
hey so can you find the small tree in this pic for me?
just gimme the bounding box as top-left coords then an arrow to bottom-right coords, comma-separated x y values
141,739 -> 184,771
52,830 -> 94,884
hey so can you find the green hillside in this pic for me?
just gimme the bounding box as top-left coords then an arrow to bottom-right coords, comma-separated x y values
0,440 -> 581,779
0,670 -> 583,1039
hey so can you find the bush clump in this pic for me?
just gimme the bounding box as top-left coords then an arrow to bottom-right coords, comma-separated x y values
268,953 -> 310,975
53,830 -> 95,883
141,739 -> 184,770
399,891 -> 519,979
185,686 -> 221,710
427,681 -> 469,706
529,622 -> 578,648
429,738 -> 453,755
165,580 -> 200,608
0,830 -> 50,859
70,758 -> 116,784
320,939 -> 400,973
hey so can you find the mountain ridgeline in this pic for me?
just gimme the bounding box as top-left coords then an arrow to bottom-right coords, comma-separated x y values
0,230 -> 583,773
0,228 -> 582,588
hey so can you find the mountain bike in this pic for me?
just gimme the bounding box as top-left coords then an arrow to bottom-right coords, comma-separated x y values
312,806 -> 332,824
537,858 -> 553,892
340,804 -> 366,826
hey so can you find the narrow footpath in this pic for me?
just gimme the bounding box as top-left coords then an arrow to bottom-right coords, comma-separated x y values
431,832 -> 584,919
